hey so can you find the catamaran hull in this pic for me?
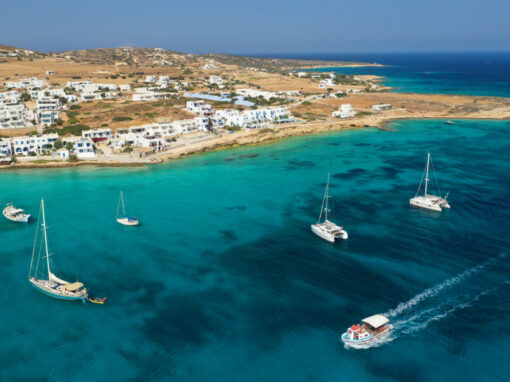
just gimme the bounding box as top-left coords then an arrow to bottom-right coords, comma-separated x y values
410,196 -> 450,212
311,225 -> 348,242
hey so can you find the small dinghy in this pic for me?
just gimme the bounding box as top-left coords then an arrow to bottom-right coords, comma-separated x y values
341,314 -> 393,348
116,191 -> 139,226
444,120 -> 456,125
3,203 -> 30,223
88,297 -> 107,304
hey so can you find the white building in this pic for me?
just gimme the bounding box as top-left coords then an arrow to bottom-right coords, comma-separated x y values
52,148 -> 69,160
119,84 -> 131,92
186,100 -> 214,116
332,104 -> 355,118
209,76 -> 223,85
5,78 -> 46,90
236,89 -> 277,100
202,64 -> 218,70
0,91 -> 20,103
372,104 -> 392,111
0,138 -> 12,159
0,102 -> 37,129
319,79 -> 334,88
12,134 -> 59,155
73,138 -> 95,159
37,98 -> 61,112
46,70 -> 56,75
40,110 -> 59,126
215,107 -> 288,128
132,91 -> 171,101
82,128 -> 112,141
145,75 -> 157,83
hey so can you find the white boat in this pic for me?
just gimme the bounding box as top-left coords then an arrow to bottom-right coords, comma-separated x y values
116,190 -> 139,226
311,173 -> 348,242
3,203 -> 30,222
341,314 -> 393,348
409,153 -> 451,212
444,120 -> 456,125
28,199 -> 88,302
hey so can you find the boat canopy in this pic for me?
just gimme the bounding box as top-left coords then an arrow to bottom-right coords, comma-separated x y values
362,314 -> 389,329
63,282 -> 84,292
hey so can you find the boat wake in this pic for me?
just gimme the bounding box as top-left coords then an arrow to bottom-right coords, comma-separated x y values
351,253 -> 509,349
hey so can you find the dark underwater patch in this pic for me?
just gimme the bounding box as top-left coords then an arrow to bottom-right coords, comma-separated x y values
286,159 -> 316,170
332,168 -> 368,180
354,142 -> 371,146
239,154 -> 260,159
219,229 -> 238,241
226,205 -> 247,211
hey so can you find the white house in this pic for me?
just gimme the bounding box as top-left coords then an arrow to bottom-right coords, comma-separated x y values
119,84 -> 131,92
37,98 -> 61,112
332,104 -> 355,118
202,63 -> 218,70
5,78 -> 46,90
52,148 -> 69,160
0,102 -> 37,129
0,91 -> 20,103
46,70 -> 56,75
186,100 -> 214,116
12,133 -> 59,155
40,110 -> 59,126
145,75 -> 157,83
0,138 -> 12,159
372,104 -> 392,111
209,76 -> 223,85
82,128 -> 112,141
236,89 -> 277,100
215,107 -> 288,128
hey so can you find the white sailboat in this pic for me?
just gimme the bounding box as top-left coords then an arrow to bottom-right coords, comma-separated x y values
410,153 -> 451,212
28,199 -> 88,302
3,203 -> 30,223
311,173 -> 348,242
116,190 -> 139,226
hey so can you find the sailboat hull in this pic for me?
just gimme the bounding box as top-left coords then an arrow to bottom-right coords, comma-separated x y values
29,279 -> 87,302
410,195 -> 448,212
311,223 -> 348,242
116,217 -> 139,226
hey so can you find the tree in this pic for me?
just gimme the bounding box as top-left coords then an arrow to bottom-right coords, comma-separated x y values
65,142 -> 74,151
20,93 -> 31,102
54,140 -> 63,150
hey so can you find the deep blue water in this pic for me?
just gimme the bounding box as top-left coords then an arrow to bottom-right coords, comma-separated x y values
252,52 -> 510,97
1,119 -> 509,381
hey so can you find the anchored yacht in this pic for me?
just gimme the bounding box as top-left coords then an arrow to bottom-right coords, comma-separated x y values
410,153 -> 450,212
311,174 -> 348,242
116,191 -> 139,226
341,314 -> 393,348
3,204 -> 30,222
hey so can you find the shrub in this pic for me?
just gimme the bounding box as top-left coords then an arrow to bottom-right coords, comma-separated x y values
67,117 -> 79,124
28,151 -> 37,157
66,111 -> 79,118
225,125 -> 242,132
113,116 -> 133,122
53,140 -> 63,149
302,101 -> 312,106
69,105 -> 81,110
101,123 -> 109,127
68,154 -> 78,162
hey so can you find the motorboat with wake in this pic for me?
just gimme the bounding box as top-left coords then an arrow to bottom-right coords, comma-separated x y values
410,153 -> 451,212
341,314 -> 393,348
28,199 -> 88,302
311,173 -> 348,242
3,203 -> 30,222
116,190 -> 139,226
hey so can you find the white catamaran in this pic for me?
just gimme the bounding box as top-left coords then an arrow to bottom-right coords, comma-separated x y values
410,153 -> 451,212
3,203 -> 30,223
28,199 -> 88,302
116,191 -> 139,226
311,174 -> 348,242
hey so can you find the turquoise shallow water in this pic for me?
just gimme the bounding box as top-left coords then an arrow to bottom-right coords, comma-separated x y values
1,119 -> 510,381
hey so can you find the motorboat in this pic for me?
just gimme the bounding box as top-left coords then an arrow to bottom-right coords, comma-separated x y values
311,173 -> 348,242
410,153 -> 451,212
341,314 -> 393,348
3,204 -> 30,222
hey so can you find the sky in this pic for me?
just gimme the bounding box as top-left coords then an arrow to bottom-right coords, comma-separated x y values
0,0 -> 509,54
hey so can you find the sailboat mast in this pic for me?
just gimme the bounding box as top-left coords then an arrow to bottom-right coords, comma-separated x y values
41,199 -> 51,275
324,173 -> 330,221
121,191 -> 126,216
424,153 -> 430,196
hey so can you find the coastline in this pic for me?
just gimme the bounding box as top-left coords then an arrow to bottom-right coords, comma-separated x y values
3,112 -> 508,171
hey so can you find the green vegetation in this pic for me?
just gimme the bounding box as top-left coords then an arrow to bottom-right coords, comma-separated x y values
53,140 -> 63,149
69,105 -> 81,110
20,93 -> 31,102
65,142 -> 74,150
45,124 -> 90,136
101,123 -> 109,127
113,116 -> 133,122
334,74 -> 360,85
259,128 -> 274,134
122,146 -> 133,153
224,125 -> 242,132
66,111 -> 79,118
144,112 -> 157,118
302,101 -> 312,106
101,104 -> 114,109
356,111 -> 373,117
68,154 -> 79,162
67,117 -> 79,124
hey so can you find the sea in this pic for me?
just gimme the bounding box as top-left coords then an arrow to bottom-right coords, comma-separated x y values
1,53 -> 510,381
